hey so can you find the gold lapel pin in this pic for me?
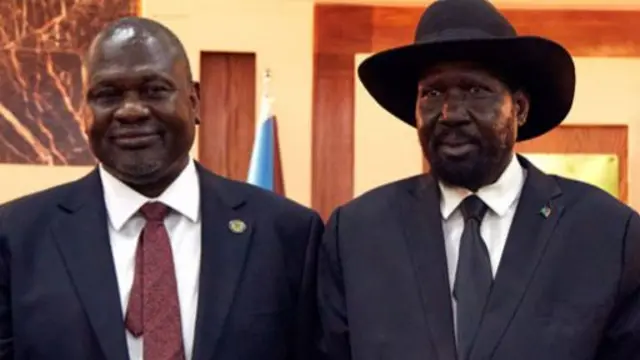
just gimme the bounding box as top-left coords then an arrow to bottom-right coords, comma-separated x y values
228,219 -> 247,234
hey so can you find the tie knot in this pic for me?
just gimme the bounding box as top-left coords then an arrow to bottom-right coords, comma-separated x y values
460,195 -> 487,222
139,202 -> 170,222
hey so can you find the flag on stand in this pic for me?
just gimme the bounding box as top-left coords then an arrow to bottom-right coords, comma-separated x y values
246,90 -> 285,195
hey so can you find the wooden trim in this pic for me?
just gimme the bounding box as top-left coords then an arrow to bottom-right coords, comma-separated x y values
312,4 -> 639,219
273,116 -> 285,196
198,52 -> 256,182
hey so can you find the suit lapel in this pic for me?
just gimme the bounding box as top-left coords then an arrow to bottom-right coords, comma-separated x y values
397,175 -> 457,360
192,165 -> 254,360
471,156 -> 564,359
51,169 -> 129,360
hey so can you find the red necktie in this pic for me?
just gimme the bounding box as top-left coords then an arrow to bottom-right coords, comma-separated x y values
125,202 -> 185,360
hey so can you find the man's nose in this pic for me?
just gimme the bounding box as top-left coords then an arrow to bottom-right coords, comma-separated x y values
114,95 -> 150,123
441,90 -> 470,125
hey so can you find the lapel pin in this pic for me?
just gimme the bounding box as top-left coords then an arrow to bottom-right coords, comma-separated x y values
228,219 -> 247,234
540,205 -> 551,218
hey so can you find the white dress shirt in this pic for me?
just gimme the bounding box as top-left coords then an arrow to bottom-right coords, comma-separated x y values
99,159 -> 201,360
438,154 -> 526,332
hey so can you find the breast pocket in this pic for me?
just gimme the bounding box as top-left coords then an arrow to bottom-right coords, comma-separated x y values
219,307 -> 291,360
230,306 -> 292,333
538,300 -> 610,339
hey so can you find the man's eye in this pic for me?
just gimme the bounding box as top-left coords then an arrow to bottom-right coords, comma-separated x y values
89,88 -> 119,103
144,85 -> 170,98
149,86 -> 167,93
94,89 -> 116,97
421,88 -> 441,98
468,85 -> 490,95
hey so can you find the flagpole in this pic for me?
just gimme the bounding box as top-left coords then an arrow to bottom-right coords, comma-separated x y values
263,68 -> 273,103
257,69 -> 273,133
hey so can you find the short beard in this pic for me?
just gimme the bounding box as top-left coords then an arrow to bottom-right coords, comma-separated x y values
116,159 -> 164,183
101,149 -> 166,185
419,124 -> 515,191
428,148 -> 495,190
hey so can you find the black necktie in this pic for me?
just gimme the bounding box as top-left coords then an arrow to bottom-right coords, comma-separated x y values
453,195 -> 492,360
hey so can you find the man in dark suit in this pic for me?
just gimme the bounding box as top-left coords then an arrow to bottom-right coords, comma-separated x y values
0,17 -> 323,360
318,1 -> 640,359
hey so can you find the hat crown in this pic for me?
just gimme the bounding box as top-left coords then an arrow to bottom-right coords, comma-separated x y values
415,0 -> 517,43
357,0 -> 575,142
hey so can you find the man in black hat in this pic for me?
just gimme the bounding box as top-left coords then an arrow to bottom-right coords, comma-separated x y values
317,0 -> 640,359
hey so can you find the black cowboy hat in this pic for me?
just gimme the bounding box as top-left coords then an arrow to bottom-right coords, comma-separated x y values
357,0 -> 576,141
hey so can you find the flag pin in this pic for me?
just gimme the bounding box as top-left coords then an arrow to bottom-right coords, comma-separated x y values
540,206 -> 551,218
228,219 -> 247,234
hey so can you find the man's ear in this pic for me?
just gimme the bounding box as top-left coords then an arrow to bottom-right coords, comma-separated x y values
512,89 -> 530,127
192,81 -> 201,125
81,102 -> 93,137
415,85 -> 426,128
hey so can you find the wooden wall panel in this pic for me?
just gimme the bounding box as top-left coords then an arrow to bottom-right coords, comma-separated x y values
313,4 -> 639,219
198,52 -> 256,182
370,7 -> 640,56
312,5 -> 375,220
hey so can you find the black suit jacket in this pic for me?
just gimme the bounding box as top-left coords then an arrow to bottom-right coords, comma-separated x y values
0,162 -> 324,360
318,156 -> 640,360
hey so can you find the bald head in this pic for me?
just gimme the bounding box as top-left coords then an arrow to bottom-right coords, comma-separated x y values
86,16 -> 192,80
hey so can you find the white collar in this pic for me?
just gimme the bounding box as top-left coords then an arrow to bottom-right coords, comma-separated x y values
99,159 -> 200,230
438,154 -> 525,219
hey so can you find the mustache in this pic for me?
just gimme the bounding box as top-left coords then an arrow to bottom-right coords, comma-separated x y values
108,125 -> 162,139
429,124 -> 480,146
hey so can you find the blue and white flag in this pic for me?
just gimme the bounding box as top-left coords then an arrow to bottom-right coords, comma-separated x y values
246,94 -> 284,194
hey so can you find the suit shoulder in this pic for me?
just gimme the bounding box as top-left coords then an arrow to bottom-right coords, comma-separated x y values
553,175 -> 634,216
206,175 -> 322,254
0,176 -> 89,244
0,178 -> 81,219
332,174 -> 423,220
212,175 -> 320,221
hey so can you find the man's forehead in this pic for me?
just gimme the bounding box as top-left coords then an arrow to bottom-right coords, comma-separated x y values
92,30 -> 172,59
90,25 -> 179,67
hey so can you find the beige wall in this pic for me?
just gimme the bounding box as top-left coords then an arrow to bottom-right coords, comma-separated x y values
2,0 -> 640,208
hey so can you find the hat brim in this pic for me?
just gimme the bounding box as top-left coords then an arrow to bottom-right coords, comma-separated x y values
357,36 -> 576,141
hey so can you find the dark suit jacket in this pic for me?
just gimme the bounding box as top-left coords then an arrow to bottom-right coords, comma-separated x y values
318,156 -> 640,360
0,162 -> 324,360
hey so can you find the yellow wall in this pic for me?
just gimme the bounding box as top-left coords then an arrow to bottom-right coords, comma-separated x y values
2,0 -> 640,209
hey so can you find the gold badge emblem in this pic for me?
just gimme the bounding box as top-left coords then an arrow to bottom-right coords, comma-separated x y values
228,219 -> 247,234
